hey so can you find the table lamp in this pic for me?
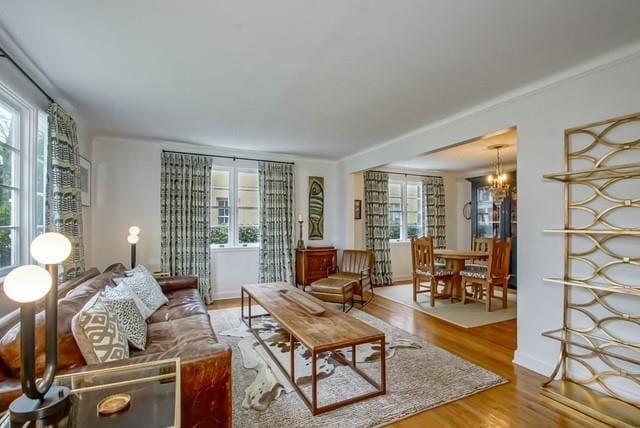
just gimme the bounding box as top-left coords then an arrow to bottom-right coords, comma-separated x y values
5,232 -> 72,424
127,226 -> 140,268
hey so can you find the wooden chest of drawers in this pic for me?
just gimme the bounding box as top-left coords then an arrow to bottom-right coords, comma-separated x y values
295,247 -> 337,288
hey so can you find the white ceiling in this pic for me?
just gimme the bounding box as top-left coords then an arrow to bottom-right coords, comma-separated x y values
1,1 -> 640,159
388,128 -> 518,172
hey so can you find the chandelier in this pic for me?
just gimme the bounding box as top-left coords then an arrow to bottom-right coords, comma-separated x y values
487,144 -> 510,202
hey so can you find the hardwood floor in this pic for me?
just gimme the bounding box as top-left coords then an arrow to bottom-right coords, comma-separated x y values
211,292 -> 603,427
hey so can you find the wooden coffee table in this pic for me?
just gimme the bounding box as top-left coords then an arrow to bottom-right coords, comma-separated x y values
241,283 -> 386,415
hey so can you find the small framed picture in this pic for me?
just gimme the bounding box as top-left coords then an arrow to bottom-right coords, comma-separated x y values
79,156 -> 91,207
354,199 -> 362,220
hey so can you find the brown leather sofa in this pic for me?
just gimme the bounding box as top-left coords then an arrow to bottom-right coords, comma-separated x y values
0,263 -> 231,428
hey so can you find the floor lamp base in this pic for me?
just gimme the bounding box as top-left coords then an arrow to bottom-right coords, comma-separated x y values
9,386 -> 71,424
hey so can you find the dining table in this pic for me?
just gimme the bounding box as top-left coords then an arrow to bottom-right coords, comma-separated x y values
434,249 -> 489,300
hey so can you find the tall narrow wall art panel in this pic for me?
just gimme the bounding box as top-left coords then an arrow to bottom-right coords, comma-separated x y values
308,176 -> 324,240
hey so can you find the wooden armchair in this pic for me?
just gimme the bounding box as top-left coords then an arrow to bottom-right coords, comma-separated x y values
411,236 -> 454,307
460,240 -> 512,311
328,250 -> 375,306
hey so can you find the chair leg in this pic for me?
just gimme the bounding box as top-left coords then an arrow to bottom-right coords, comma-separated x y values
485,283 -> 492,312
502,283 -> 508,309
413,277 -> 417,302
461,280 -> 466,304
430,279 -> 436,307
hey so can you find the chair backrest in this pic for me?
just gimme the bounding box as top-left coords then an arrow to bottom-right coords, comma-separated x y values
489,240 -> 512,280
471,236 -> 495,264
411,236 -> 436,274
340,250 -> 374,275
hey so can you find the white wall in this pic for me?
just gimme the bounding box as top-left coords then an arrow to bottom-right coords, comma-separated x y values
90,136 -> 338,300
337,46 -> 640,399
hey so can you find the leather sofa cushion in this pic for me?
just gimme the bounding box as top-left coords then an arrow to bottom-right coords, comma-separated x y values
340,250 -> 373,274
137,314 -> 218,356
329,272 -> 361,282
147,288 -> 207,324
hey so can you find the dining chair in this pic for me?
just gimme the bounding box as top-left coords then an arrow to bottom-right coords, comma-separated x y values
411,236 -> 454,306
466,236 -> 495,271
460,240 -> 512,311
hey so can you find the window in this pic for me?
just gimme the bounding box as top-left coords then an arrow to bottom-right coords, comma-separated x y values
388,180 -> 424,241
210,167 -> 260,247
0,100 -> 20,272
0,85 -> 48,275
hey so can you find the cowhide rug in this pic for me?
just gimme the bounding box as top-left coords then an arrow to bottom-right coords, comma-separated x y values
220,315 -> 421,411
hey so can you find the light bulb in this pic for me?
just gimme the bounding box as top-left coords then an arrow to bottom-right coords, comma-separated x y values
127,234 -> 139,244
30,232 -> 72,265
128,226 -> 140,236
487,175 -> 494,183
4,265 -> 52,303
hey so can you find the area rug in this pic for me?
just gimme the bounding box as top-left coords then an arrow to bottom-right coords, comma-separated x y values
375,284 -> 517,328
210,308 -> 506,427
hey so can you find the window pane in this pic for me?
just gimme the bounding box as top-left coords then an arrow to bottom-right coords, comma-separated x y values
0,228 -> 16,269
238,208 -> 259,245
211,169 -> 230,245
389,211 -> 402,240
406,184 -> 418,198
0,148 -> 16,187
0,188 -> 16,227
0,102 -> 19,149
389,183 -> 402,198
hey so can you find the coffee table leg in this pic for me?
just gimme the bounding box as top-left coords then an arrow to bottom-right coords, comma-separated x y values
352,345 -> 356,368
380,337 -> 386,393
311,350 -> 318,414
248,294 -> 252,329
290,334 -> 295,384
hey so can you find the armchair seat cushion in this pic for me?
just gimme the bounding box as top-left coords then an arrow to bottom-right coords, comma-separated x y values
328,272 -> 361,282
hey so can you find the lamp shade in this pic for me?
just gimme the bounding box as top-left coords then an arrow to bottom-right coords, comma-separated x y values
127,234 -> 139,244
30,233 -> 72,265
128,226 -> 140,236
4,265 -> 52,303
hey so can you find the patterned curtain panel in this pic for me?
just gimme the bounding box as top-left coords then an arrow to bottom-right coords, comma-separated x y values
160,152 -> 214,303
423,176 -> 446,249
46,103 -> 85,280
364,171 -> 393,286
258,162 -> 295,284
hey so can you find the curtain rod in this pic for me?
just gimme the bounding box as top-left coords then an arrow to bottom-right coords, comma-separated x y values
162,149 -> 295,165
0,47 -> 54,103
367,169 -> 439,178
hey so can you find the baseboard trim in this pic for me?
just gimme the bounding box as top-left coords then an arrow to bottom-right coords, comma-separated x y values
513,350 -> 555,377
212,291 -> 241,301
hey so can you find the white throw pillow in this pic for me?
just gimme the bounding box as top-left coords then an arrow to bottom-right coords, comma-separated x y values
105,282 -> 154,320
114,271 -> 168,314
71,292 -> 129,364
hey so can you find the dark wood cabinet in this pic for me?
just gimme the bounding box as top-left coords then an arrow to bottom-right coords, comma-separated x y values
295,247 -> 337,288
468,174 -> 517,288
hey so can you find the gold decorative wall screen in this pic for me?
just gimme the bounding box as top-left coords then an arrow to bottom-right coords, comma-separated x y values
541,112 -> 640,427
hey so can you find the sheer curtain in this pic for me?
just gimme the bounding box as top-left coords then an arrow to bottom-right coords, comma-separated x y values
364,171 -> 393,285
46,103 -> 85,280
160,152 -> 214,303
258,161 -> 295,284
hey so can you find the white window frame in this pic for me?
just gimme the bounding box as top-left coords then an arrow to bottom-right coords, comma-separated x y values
0,81 -> 44,276
211,166 -> 260,249
388,179 -> 424,242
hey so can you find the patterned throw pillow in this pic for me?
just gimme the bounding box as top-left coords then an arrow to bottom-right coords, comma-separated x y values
114,271 -> 168,314
103,296 -> 147,350
104,282 -> 154,320
71,292 -> 129,364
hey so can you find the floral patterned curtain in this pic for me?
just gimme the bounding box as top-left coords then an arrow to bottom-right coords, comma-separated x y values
160,152 -> 214,303
364,171 -> 393,285
423,176 -> 446,249
46,103 -> 85,280
258,162 -> 295,284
